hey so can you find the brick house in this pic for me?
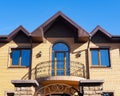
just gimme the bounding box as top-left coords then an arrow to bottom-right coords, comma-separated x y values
0,12 -> 120,96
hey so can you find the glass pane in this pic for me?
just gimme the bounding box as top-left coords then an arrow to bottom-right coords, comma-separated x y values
52,55 -> 55,69
52,70 -> 55,76
21,50 -> 30,66
53,43 -> 68,51
100,49 -> 110,67
57,70 -> 64,76
12,50 -> 20,65
91,50 -> 99,65
66,52 -> 70,75
103,93 -> 110,96
56,53 -> 64,69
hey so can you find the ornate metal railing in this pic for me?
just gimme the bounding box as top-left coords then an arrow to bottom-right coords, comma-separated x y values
22,61 -> 86,80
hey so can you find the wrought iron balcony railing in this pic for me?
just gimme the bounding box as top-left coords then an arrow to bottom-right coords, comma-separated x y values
22,61 -> 86,80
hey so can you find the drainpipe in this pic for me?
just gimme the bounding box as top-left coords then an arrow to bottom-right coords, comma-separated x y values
86,35 -> 91,79
28,35 -> 32,79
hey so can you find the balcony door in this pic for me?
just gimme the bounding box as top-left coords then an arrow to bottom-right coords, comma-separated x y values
52,42 -> 70,76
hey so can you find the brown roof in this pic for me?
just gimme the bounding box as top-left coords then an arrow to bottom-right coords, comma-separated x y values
31,11 -> 89,39
0,25 -> 30,42
90,25 -> 120,42
90,25 -> 112,38
0,12 -> 120,43
8,25 -> 30,40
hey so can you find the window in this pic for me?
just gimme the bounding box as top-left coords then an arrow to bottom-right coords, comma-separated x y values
10,48 -> 31,67
91,48 -> 110,67
52,42 -> 70,76
103,92 -> 114,96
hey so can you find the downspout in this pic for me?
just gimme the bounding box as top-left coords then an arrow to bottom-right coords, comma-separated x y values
86,35 -> 91,79
28,35 -> 32,79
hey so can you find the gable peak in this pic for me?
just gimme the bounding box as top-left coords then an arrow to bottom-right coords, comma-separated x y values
90,25 -> 112,38
8,25 -> 30,40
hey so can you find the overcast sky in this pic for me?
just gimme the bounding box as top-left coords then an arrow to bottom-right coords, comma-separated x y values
0,0 -> 120,35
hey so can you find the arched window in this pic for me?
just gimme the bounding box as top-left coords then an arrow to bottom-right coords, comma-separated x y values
52,42 -> 70,76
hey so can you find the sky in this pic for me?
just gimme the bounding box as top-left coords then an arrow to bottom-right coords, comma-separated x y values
0,0 -> 120,35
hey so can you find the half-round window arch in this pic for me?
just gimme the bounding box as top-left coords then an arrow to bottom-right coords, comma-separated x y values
52,42 -> 69,51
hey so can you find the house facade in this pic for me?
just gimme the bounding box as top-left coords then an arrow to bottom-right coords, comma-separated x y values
0,12 -> 120,96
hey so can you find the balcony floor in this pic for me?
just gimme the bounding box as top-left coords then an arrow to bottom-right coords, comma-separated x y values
36,76 -> 86,86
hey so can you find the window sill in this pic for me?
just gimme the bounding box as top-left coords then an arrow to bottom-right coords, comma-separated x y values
8,66 -> 29,68
91,66 -> 111,68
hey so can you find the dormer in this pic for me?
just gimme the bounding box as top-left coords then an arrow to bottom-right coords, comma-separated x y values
0,26 -> 30,43
90,25 -> 112,43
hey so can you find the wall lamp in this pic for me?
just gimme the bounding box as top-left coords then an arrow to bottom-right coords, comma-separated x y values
75,52 -> 81,58
36,51 -> 42,58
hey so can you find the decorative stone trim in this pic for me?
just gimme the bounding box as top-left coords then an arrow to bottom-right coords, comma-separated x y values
11,80 -> 39,87
80,80 -> 104,84
80,80 -> 104,96
11,80 -> 39,96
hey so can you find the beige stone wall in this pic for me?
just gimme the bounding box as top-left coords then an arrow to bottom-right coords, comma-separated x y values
31,38 -> 88,78
32,38 -> 88,67
0,38 -> 120,96
89,42 -> 120,96
0,38 -> 88,96
0,41 -> 30,96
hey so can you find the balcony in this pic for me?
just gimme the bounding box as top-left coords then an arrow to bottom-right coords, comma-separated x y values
22,61 -> 86,80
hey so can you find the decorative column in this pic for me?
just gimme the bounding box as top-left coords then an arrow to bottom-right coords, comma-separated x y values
11,80 -> 39,96
79,80 -> 104,96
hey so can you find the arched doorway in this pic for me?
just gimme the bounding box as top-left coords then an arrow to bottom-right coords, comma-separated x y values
52,42 -> 70,76
34,83 -> 82,96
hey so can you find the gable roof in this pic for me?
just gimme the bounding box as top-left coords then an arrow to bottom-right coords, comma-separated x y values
40,11 -> 87,32
1,12 -> 119,43
8,25 -> 30,40
90,25 -> 112,38
0,26 -> 30,42
31,11 -> 89,42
